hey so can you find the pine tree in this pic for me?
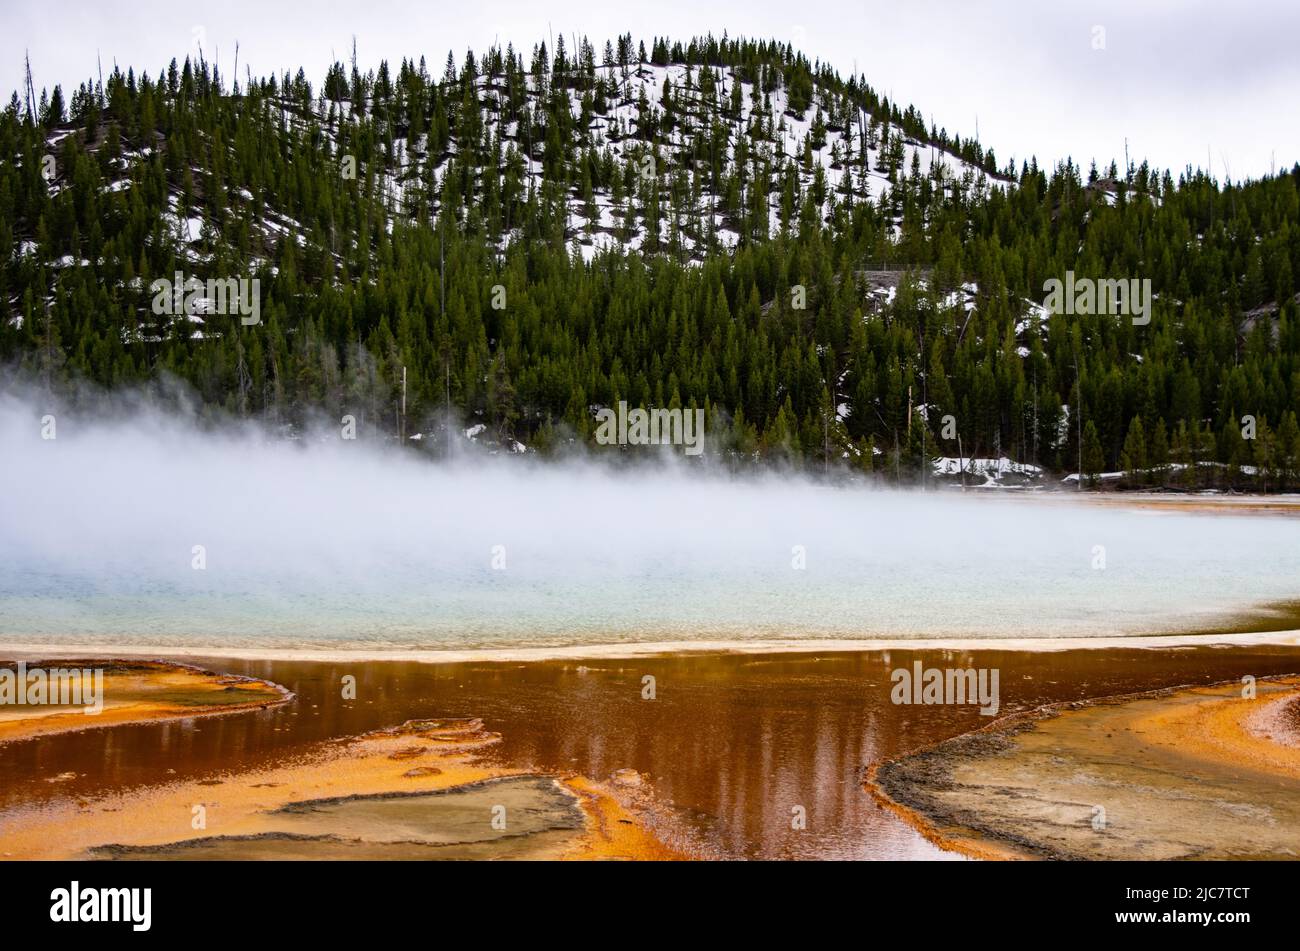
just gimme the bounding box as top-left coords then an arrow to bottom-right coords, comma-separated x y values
1082,420 -> 1105,488
1120,416 -> 1147,484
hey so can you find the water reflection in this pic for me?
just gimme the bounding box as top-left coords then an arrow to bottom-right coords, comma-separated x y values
2,646 -> 1298,858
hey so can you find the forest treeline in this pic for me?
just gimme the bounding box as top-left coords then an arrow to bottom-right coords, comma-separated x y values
3,34 -> 1299,489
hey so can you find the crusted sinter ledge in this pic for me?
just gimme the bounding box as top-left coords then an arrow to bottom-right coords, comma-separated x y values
867,676 -> 1300,860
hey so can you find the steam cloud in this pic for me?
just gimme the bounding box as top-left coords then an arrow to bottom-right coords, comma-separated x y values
2,382 -> 1298,650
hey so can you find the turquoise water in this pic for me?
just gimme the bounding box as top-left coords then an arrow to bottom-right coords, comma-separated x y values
3,397 -> 1300,650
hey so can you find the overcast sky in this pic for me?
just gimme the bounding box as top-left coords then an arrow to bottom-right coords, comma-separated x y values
4,0 -> 1296,179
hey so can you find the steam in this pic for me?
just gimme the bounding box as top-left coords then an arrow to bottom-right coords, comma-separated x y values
2,381 -> 1299,650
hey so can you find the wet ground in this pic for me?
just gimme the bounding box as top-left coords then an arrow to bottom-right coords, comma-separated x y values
4,644 -> 1300,858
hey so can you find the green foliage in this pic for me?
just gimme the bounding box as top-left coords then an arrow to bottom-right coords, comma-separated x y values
3,37 -> 1300,490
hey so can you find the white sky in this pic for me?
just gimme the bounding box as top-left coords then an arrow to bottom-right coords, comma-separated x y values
4,0 -> 1297,180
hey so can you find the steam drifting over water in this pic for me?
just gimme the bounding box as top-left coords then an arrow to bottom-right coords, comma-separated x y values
2,385 -> 1299,651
